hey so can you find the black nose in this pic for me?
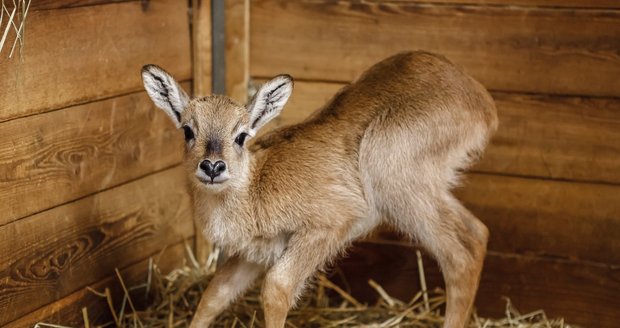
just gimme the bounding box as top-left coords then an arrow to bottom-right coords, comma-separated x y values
199,160 -> 226,179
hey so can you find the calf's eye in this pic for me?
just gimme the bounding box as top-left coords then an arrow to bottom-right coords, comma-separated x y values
235,132 -> 249,147
182,126 -> 194,142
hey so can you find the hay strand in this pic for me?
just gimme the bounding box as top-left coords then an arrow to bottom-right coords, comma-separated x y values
0,0 -> 30,57
115,268 -> 145,328
34,323 -> 73,328
416,250 -> 430,312
0,1 -> 17,53
81,307 -> 90,328
317,275 -> 363,309
7,0 -> 29,57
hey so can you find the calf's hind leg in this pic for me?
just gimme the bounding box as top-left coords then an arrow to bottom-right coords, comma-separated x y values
395,194 -> 488,328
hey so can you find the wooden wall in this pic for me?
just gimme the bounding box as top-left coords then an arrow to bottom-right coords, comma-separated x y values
2,0 -> 617,326
0,0 -> 206,325
239,0 -> 620,326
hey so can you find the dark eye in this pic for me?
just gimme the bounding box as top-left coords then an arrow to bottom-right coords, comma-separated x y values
182,126 -> 194,142
235,132 -> 249,147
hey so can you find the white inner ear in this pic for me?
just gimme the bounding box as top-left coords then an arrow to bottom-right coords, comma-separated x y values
247,75 -> 293,134
142,65 -> 189,127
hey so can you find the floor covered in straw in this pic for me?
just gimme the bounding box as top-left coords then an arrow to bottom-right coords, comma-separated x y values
37,245 -> 575,328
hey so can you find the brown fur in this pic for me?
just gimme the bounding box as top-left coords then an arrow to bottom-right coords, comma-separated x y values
142,51 -> 498,328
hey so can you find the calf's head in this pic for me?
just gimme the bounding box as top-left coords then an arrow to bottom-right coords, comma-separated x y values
141,65 -> 293,193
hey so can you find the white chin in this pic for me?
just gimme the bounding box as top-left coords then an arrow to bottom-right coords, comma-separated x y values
200,181 -> 228,192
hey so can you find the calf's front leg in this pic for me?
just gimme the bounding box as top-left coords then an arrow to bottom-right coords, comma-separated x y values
261,230 -> 345,328
190,256 -> 263,327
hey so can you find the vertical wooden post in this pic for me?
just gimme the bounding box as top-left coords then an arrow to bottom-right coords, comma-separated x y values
225,0 -> 250,104
192,0 -> 212,265
192,0 -> 212,97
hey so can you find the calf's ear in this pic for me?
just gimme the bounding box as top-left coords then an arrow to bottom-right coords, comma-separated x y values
141,64 -> 190,127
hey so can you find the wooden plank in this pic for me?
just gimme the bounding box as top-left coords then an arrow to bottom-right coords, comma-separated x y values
333,242 -> 620,328
0,84 -> 188,226
261,80 -> 620,185
24,0 -> 620,11
455,173 -> 620,266
192,0 -> 212,97
8,0 -> 135,11
477,92 -> 620,185
0,0 -> 191,122
5,241 -> 190,328
226,0 -> 250,104
0,166 -> 193,325
250,0 -> 620,97
372,0 -> 620,9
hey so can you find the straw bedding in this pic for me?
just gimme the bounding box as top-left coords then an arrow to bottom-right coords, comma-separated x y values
36,245 -> 575,328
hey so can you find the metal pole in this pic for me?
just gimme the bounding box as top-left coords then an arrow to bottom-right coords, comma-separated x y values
211,0 -> 226,95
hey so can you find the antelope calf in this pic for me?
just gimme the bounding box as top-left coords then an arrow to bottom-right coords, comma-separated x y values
142,51 -> 497,328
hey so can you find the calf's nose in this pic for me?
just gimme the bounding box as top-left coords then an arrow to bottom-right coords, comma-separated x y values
199,160 -> 227,179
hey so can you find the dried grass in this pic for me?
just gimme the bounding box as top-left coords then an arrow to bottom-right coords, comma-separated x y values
0,0 -> 31,58
37,244 -> 576,328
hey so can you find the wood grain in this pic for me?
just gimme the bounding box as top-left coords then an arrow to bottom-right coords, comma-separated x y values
250,0 -> 620,97
455,173 -> 620,265
17,0 -> 620,11
226,0 -> 250,103
0,85 -> 188,226
6,0 -> 136,11
0,166 -> 193,325
334,242 -> 620,328
477,92 -> 620,185
260,80 -> 620,185
0,0 -> 191,122
192,0 -> 212,97
4,241 -> 190,328
372,0 -> 620,9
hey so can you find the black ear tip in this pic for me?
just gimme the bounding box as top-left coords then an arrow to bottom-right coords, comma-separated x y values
277,74 -> 294,88
141,64 -> 154,73
281,74 -> 293,82
142,64 -> 166,75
